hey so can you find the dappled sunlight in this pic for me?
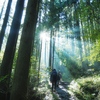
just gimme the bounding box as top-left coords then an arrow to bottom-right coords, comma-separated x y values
68,80 -> 80,93
40,31 -> 50,68
0,51 -> 3,63
68,75 -> 100,100
38,28 -> 97,88
39,31 -> 50,88
39,31 -> 74,82
39,30 -> 90,82
0,0 -> 99,99
40,31 -> 50,41
53,53 -> 73,82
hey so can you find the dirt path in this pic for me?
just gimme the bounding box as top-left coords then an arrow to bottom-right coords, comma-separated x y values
54,81 -> 77,100
44,81 -> 78,100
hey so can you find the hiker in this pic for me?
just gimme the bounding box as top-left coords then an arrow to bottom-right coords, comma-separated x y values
57,71 -> 62,87
50,69 -> 57,91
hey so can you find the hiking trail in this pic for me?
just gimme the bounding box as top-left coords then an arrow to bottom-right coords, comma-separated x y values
44,81 -> 78,100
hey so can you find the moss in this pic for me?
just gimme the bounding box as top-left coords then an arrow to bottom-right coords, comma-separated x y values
68,75 -> 100,100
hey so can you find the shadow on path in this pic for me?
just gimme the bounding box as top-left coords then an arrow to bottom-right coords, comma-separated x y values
53,81 -> 77,100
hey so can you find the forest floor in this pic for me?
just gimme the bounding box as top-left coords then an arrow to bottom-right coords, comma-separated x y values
42,81 -> 78,100
37,73 -> 100,100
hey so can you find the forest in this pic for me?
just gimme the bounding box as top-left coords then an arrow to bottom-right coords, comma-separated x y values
0,0 -> 100,100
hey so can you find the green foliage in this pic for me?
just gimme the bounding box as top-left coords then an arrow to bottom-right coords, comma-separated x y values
0,75 -> 8,82
56,49 -> 83,78
68,75 -> 100,100
85,37 -> 100,65
27,86 -> 45,100
0,51 -> 3,63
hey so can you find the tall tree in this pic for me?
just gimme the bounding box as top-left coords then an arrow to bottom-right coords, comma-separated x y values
37,40 -> 42,86
0,0 -> 6,19
49,30 -> 53,69
0,0 -> 12,50
10,0 -> 40,100
48,0 -> 55,69
0,0 -> 24,99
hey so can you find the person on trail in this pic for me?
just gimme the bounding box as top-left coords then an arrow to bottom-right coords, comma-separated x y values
57,71 -> 62,87
50,69 -> 57,91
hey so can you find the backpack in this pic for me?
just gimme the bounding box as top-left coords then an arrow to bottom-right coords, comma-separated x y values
50,70 -> 57,82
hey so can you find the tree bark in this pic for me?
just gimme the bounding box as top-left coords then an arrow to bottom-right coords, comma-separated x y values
0,0 -> 6,19
0,0 -> 24,99
0,0 -> 12,50
10,0 -> 40,100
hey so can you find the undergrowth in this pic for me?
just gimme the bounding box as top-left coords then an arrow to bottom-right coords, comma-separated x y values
68,74 -> 100,100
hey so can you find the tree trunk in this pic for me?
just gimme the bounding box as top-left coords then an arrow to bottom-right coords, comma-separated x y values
10,0 -> 40,100
52,31 -> 55,68
37,40 -> 42,86
0,0 -> 6,19
74,4 -> 83,67
49,30 -> 53,69
0,0 -> 24,99
0,0 -> 12,50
